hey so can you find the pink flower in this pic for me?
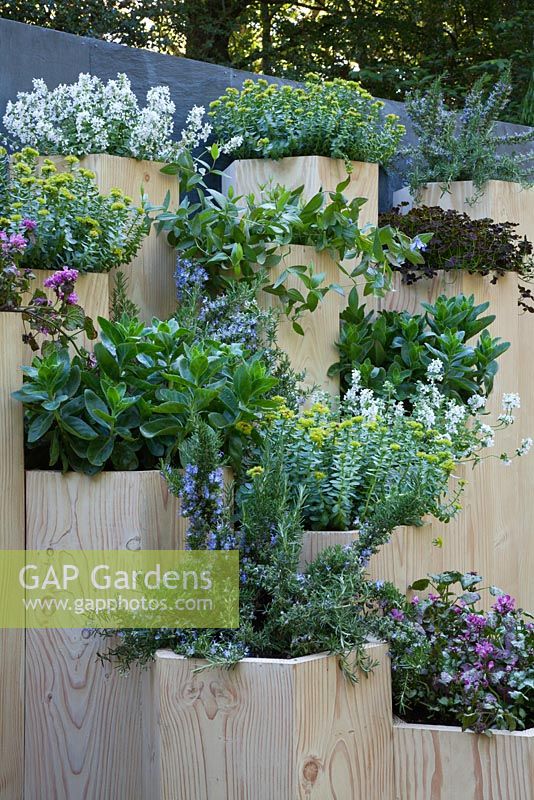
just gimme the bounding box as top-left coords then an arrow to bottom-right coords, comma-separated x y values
390,608 -> 405,622
65,292 -> 79,305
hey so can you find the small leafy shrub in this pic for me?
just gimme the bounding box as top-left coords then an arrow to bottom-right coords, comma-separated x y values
0,148 -> 148,273
379,205 -> 533,284
403,71 -> 534,199
14,317 -> 278,474
384,572 -> 534,732
174,266 -> 307,408
247,365 -> 525,535
102,444 -> 399,675
149,171 -> 428,331
209,77 -> 405,164
3,73 -> 209,161
331,289 -> 509,404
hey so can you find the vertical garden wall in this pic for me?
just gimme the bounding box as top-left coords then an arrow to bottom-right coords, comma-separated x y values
0,15 -> 533,800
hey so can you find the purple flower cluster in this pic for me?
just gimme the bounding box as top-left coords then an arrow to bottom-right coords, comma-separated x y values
198,296 -> 260,348
0,231 -> 27,254
387,572 -> 534,732
43,267 -> 79,304
181,463 -> 226,550
174,256 -> 208,302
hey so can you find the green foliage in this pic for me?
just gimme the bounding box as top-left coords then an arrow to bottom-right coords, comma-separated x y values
331,289 -> 509,404
379,204 -> 533,285
110,271 -> 141,322
101,445 -> 398,675
14,317 -> 278,474
254,386 -> 468,533
403,72 -> 534,200
174,272 -> 308,408
209,77 -> 405,164
148,173 -> 428,331
0,148 -> 148,273
383,572 -> 534,732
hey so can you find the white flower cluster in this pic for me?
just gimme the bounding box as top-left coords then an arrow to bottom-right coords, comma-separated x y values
499,392 -> 521,424
467,393 -> 486,412
517,437 -> 533,457
426,359 -> 444,382
5,73 -> 186,162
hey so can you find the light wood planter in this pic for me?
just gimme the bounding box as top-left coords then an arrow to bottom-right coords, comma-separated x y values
373,180 -> 534,609
299,530 -> 358,570
23,269 -> 109,357
51,154 -> 180,322
393,719 -> 534,800
224,156 -> 379,228
24,469 -> 184,800
260,245 -> 343,394
149,642 -> 394,800
0,313 -> 25,799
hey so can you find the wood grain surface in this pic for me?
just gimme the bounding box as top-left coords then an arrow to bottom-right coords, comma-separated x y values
371,181 -> 533,609
24,470 -> 184,800
0,314 -> 25,799
151,642 -> 394,800
393,719 -> 534,800
51,154 -> 180,323
299,530 -> 358,570
259,245 -> 343,395
223,156 -> 378,228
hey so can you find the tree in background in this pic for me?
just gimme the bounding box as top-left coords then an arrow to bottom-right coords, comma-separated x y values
1,0 -> 532,123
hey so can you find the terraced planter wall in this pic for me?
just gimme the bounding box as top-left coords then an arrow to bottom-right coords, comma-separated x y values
148,642 -> 394,800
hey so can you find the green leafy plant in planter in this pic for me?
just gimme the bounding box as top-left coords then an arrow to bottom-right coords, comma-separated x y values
330,289 -> 510,404
249,366 -> 527,535
102,440 -> 402,675
208,76 -> 405,164
402,70 -> 534,201
0,147 -> 148,273
13,316 -> 279,474
148,164 -> 429,332
173,266 -> 307,408
378,204 -> 534,285
101,382 -> 530,675
2,73 -> 211,162
383,572 -> 534,732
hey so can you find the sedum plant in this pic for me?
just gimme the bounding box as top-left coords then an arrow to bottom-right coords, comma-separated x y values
209,77 -> 405,165
251,365 -> 528,535
384,572 -> 534,732
3,73 -> 205,162
379,204 -> 533,285
13,316 -> 278,474
402,71 -> 534,200
330,289 -> 510,404
0,148 -> 148,273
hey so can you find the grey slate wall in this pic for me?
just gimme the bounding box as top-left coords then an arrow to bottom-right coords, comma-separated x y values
0,17 -> 532,210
